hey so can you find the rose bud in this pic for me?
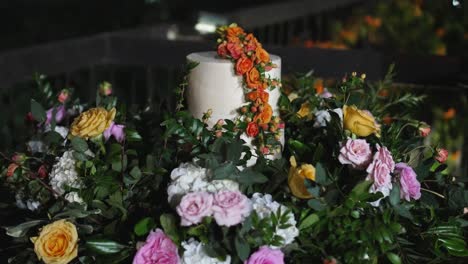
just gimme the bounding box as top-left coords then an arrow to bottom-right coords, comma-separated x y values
265,66 -> 273,71
6,163 -> 19,177
12,154 -> 26,164
323,257 -> 337,264
419,126 -> 431,137
261,146 -> 269,155
58,89 -> 70,103
241,106 -> 248,113
25,112 -> 34,123
270,125 -> 277,132
260,123 -> 269,131
215,130 -> 223,138
278,122 -> 285,129
250,106 -> 258,113
99,81 -> 113,96
274,134 -> 281,141
37,165 -> 48,179
435,148 -> 449,163
216,119 -> 224,126
245,117 -> 252,123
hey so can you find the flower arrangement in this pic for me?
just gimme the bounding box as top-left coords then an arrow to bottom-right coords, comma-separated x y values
216,24 -> 283,155
1,26 -> 468,264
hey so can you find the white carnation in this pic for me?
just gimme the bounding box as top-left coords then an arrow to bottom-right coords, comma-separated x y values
250,193 -> 299,248
313,108 -> 343,128
167,163 -> 239,205
181,239 -> 231,264
64,191 -> 84,204
49,151 -> 81,196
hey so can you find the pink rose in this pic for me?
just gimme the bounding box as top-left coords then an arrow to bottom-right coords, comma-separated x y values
338,139 -> 372,169
435,148 -> 448,163
395,163 -> 421,201
245,246 -> 284,264
372,145 -> 395,172
133,229 -> 180,264
366,159 -> 392,205
217,43 -> 228,58
212,190 -> 252,227
226,42 -> 243,59
176,192 -> 213,226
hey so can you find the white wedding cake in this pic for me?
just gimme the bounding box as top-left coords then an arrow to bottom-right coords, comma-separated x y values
186,51 -> 283,165
186,51 -> 282,127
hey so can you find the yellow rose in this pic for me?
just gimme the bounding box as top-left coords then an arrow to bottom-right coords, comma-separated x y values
297,103 -> 311,119
288,156 -> 316,199
70,107 -> 116,139
31,219 -> 78,264
343,105 -> 381,137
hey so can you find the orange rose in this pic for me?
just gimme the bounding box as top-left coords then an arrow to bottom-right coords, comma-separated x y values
244,33 -> 258,52
246,68 -> 263,89
246,90 -> 269,103
255,47 -> 270,63
254,104 -> 273,125
246,122 -> 259,137
226,26 -> 245,42
235,57 -> 253,75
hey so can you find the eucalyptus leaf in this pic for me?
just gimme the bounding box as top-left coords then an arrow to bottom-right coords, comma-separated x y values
85,238 -> 128,254
4,220 -> 45,237
299,213 -> 319,230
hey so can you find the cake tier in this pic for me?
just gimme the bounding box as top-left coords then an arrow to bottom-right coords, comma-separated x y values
186,51 -> 281,127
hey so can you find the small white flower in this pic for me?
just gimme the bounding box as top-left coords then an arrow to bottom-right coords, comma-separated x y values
181,238 -> 231,264
313,108 -> 343,128
64,192 -> 84,204
250,193 -> 299,248
27,140 -> 47,153
49,151 -> 82,196
26,200 -> 41,211
44,124 -> 69,139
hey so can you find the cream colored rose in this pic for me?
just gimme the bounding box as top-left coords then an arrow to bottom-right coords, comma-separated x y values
31,219 -> 78,264
343,105 -> 380,137
70,107 -> 116,139
288,156 -> 316,199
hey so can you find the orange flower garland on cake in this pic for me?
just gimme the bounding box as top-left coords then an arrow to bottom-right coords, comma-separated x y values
216,24 -> 283,154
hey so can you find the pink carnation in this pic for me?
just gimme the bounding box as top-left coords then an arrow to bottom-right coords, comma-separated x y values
245,246 -> 284,264
133,229 -> 180,264
366,159 -> 392,205
338,139 -> 372,169
176,192 -> 213,226
372,145 -> 395,172
212,190 -> 252,227
395,163 -> 421,201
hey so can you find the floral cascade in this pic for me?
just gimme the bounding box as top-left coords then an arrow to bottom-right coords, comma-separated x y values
1,30 -> 468,264
216,24 -> 283,155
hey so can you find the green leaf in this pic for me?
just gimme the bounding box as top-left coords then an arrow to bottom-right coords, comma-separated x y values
160,214 -> 180,244
389,184 -> 400,206
31,99 -> 46,123
314,163 -> 329,185
4,220 -> 45,237
85,238 -> 127,254
235,236 -> 251,261
307,199 -> 326,211
134,217 -> 156,236
299,213 -> 319,230
130,166 -> 142,179
386,252 -> 402,264
71,137 -> 88,152
350,180 -> 373,200
212,162 -> 237,180
125,128 -> 142,142
238,168 -> 268,185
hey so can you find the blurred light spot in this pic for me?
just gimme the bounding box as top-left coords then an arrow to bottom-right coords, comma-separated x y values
195,23 -> 217,34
